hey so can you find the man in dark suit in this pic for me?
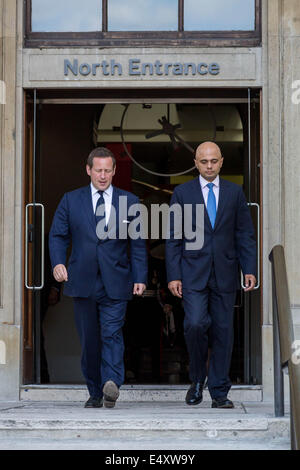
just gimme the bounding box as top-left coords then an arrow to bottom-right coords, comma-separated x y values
166,142 -> 256,409
49,147 -> 147,408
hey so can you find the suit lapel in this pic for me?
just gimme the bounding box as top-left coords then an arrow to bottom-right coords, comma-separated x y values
80,185 -> 96,232
81,184 -> 121,237
110,185 -> 119,230
214,178 -> 229,231
193,178 -> 213,232
193,177 -> 230,231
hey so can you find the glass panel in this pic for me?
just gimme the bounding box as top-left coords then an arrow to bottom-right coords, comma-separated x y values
31,0 -> 102,32
108,0 -> 178,31
184,0 -> 255,31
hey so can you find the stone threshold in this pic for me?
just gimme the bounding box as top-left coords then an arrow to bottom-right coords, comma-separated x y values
20,384 -> 263,402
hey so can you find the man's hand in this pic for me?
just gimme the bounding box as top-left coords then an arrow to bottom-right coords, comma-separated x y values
168,280 -> 183,298
133,283 -> 146,296
243,274 -> 257,292
53,264 -> 68,283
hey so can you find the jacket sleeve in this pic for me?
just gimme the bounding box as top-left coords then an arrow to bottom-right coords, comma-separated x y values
49,193 -> 71,269
129,196 -> 148,285
165,188 -> 184,283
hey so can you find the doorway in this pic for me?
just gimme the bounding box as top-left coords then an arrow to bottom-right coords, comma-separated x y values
23,87 -> 262,387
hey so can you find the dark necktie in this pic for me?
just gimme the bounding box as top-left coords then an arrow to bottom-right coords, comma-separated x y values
95,190 -> 106,226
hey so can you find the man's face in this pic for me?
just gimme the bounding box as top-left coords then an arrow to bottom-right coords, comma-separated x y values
86,156 -> 116,191
194,146 -> 224,182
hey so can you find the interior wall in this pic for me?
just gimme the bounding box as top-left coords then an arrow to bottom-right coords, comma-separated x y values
39,104 -> 97,233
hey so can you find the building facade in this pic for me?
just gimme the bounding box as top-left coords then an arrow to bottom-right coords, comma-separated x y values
0,0 -> 299,401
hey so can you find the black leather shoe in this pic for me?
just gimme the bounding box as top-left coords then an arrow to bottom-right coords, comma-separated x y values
185,382 -> 203,405
84,396 -> 103,408
103,380 -> 120,408
211,397 -> 234,409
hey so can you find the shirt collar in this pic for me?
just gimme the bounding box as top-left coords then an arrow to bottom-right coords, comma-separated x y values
199,174 -> 220,189
90,182 -> 113,197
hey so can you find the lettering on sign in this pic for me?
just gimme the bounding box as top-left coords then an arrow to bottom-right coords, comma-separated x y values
64,59 -> 220,78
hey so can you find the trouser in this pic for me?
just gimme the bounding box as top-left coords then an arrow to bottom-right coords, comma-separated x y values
182,266 -> 236,400
73,274 -> 127,399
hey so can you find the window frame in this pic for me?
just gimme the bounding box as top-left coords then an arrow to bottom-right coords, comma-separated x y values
24,0 -> 261,48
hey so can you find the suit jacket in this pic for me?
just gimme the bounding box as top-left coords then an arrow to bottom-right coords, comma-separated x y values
49,185 -> 148,300
165,177 -> 257,293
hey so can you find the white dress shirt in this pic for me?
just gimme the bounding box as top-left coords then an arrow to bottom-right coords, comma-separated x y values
199,174 -> 220,209
90,182 -> 113,225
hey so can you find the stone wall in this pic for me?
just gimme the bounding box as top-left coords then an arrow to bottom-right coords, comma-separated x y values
0,0 -> 20,400
0,0 -> 299,401
281,0 -> 300,339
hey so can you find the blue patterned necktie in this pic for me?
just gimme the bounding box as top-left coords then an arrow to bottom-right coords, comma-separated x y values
207,183 -> 217,228
95,190 -> 106,226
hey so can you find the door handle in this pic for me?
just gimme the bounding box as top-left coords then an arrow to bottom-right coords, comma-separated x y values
25,203 -> 44,290
241,202 -> 260,291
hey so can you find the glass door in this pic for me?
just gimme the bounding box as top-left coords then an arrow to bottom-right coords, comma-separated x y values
23,89 -> 44,384
238,88 -> 261,384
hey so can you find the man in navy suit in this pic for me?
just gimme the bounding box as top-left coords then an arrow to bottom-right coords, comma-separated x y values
166,142 -> 256,408
49,147 -> 147,408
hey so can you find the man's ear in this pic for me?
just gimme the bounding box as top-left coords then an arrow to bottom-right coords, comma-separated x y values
86,164 -> 91,176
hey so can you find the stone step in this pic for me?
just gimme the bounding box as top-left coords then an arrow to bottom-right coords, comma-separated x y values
0,401 -> 290,449
20,384 -> 263,402
0,436 -> 291,451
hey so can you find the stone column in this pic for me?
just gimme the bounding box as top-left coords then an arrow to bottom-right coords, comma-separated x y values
262,0 -> 300,401
0,0 -> 20,400
281,0 -> 300,340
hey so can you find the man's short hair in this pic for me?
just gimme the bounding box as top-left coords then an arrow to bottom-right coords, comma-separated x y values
87,147 -> 116,168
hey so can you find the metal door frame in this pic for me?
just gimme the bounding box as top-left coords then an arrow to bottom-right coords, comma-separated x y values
24,87 -> 262,385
